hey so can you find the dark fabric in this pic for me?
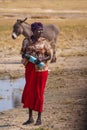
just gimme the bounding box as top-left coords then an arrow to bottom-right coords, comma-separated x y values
31,22 -> 43,32
22,62 -> 48,112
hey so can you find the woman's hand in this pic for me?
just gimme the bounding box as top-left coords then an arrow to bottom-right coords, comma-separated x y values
34,58 -> 41,65
21,58 -> 28,66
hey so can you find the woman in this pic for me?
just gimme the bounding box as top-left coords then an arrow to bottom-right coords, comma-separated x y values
21,22 -> 51,125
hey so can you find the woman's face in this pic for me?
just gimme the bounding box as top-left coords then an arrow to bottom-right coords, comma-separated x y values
33,29 -> 43,38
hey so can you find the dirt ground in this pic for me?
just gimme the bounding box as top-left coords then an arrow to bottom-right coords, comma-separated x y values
0,54 -> 87,130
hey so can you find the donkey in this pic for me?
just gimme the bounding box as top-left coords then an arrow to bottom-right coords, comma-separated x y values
12,18 -> 59,62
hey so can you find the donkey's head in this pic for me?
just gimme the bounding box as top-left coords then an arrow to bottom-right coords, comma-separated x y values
12,18 -> 27,39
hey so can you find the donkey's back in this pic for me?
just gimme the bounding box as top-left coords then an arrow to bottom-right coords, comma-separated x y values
43,24 -> 59,44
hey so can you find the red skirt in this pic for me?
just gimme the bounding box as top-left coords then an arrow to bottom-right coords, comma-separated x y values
22,62 -> 48,112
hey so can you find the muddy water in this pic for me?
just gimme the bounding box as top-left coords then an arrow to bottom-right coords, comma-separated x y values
0,78 -> 25,112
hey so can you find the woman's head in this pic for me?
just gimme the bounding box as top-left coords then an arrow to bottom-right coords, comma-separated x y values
31,22 -> 43,37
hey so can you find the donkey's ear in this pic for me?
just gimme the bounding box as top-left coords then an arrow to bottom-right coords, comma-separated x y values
17,19 -> 22,23
17,18 -> 27,23
22,17 -> 28,22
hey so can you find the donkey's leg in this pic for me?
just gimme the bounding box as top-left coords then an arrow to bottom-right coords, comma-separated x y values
51,43 -> 57,63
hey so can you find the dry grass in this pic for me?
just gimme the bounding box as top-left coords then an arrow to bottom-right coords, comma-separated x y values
0,0 -> 87,10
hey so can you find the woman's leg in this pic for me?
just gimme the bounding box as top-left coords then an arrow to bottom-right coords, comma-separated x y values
35,112 -> 42,125
22,108 -> 34,125
29,108 -> 34,121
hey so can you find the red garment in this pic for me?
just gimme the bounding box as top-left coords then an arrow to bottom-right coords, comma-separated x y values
22,62 -> 48,112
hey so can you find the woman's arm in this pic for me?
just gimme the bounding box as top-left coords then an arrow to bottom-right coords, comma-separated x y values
20,38 -> 29,55
20,38 -> 29,66
35,42 -> 51,64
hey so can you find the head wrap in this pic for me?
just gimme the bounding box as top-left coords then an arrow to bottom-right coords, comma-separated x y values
31,22 -> 43,32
